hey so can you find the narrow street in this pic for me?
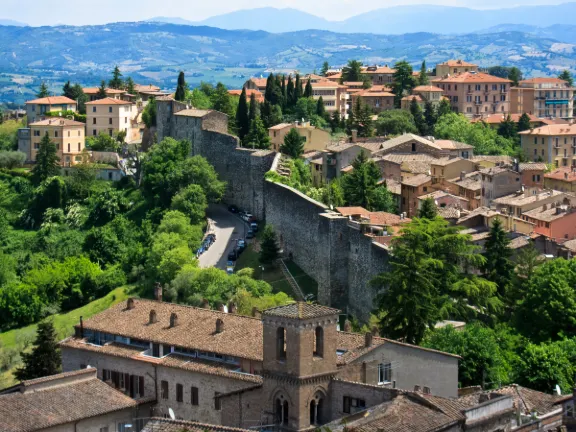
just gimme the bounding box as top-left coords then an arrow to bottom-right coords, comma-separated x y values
198,204 -> 249,270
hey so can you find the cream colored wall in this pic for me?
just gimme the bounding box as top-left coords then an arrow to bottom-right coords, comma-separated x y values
87,104 -> 136,138
270,126 -> 331,152
436,64 -> 478,77
39,408 -> 137,432
30,125 -> 85,165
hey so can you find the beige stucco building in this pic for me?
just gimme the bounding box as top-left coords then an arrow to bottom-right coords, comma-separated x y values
432,72 -> 511,119
351,86 -> 395,113
510,77 -> 574,119
361,65 -> 396,86
519,123 -> 576,167
27,118 -> 86,166
401,85 -> 445,110
25,96 -> 77,126
268,122 -> 331,153
86,97 -> 140,141
435,59 -> 479,77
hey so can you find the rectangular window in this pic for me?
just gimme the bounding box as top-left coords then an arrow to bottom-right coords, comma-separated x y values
109,118 -> 113,125
161,380 -> 169,399
93,118 -> 96,125
109,106 -> 113,113
118,423 -> 129,432
191,386 -> 199,405
215,392 -> 221,410
176,383 -> 183,402
378,363 -> 392,384
343,396 -> 351,413
93,130 -> 97,136
54,131 -> 58,137
92,107 -> 96,113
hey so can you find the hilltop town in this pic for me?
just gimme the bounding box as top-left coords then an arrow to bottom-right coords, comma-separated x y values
1,58 -> 576,432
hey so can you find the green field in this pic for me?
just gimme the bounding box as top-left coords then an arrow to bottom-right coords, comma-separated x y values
0,286 -> 133,389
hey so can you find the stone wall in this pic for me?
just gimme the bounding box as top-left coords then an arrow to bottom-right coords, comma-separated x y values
328,380 -> 397,421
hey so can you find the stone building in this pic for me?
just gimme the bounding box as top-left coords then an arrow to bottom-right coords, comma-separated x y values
0,368 -> 152,432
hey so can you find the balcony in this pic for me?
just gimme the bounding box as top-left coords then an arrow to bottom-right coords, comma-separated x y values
474,101 -> 482,105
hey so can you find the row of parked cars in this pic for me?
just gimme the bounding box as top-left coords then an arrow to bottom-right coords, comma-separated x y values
227,206 -> 259,265
195,233 -> 216,257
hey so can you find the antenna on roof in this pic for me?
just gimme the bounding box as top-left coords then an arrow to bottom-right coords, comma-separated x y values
168,408 -> 176,420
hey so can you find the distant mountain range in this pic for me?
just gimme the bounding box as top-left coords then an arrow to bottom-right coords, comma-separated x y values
0,19 -> 27,26
147,3 -> 576,35
1,21 -> 576,104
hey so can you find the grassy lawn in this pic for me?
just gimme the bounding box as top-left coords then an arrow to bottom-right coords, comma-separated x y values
0,285 -> 133,389
235,240 -> 318,300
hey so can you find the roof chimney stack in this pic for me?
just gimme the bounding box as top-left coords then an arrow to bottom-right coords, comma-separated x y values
372,326 -> 379,337
251,307 -> 261,318
201,299 -> 210,309
218,303 -> 225,312
149,309 -> 157,324
215,318 -> 224,333
126,298 -> 135,310
343,320 -> 352,332
365,332 -> 373,348
154,282 -> 162,302
228,302 -> 237,314
460,171 -> 466,181
169,312 -> 178,328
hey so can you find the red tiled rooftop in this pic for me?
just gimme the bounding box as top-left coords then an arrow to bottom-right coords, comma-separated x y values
85,97 -> 132,105
432,72 -> 511,84
25,96 -> 76,105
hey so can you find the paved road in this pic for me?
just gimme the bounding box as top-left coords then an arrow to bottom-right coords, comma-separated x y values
198,204 -> 249,270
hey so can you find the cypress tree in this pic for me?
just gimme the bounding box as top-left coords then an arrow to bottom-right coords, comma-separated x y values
62,81 -> 73,98
483,218 -> 514,297
96,80 -> 107,100
317,96 -> 326,117
265,73 -> 275,102
294,74 -> 303,102
125,77 -> 136,95
280,128 -> 306,158
423,101 -> 437,136
320,61 -> 330,77
304,79 -> 313,98
175,71 -> 187,101
286,75 -> 295,108
32,133 -> 61,185
245,116 -> 271,149
109,65 -> 123,89
249,92 -> 259,121
410,97 -> 426,135
259,224 -> 280,265
437,98 -> 452,118
418,60 -> 429,85
281,75 -> 287,107
235,87 -> 250,141
518,113 -> 532,132
37,82 -> 50,98
14,320 -> 61,381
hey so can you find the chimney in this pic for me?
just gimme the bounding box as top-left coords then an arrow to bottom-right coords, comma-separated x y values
79,316 -> 84,338
228,302 -> 237,314
543,204 -> 547,211
201,299 -> 210,309
343,320 -> 352,332
154,282 -> 162,302
169,312 -> 178,328
215,318 -> 224,333
351,129 -> 358,143
460,171 -> 466,181
251,307 -> 261,318
371,326 -> 379,337
566,172 -> 569,180
365,332 -> 373,348
149,310 -> 157,324
126,298 -> 135,310
218,303 -> 225,312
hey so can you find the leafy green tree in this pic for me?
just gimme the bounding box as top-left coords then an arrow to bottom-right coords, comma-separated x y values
86,131 -> 119,152
351,97 -> 374,138
175,71 -> 187,101
157,210 -> 203,250
31,133 -> 60,185
316,97 -> 326,118
515,259 -> 576,342
235,88 -> 250,141
487,66 -> 512,79
280,128 -> 305,159
304,79 -> 313,98
124,77 -> 136,95
295,97 -> 317,121
109,65 -> 123,89
392,61 -> 415,107
320,61 -> 330,77
559,70 -> 574,86
508,67 -> 522,87
517,113 -> 532,133
375,110 -> 417,135
510,241 -> 542,304
341,60 -> 368,85
37,82 -> 50,98
83,225 -> 126,266
245,116 -> 270,149
171,184 -> 207,225
423,101 -> 437,136
0,151 -> 26,169
260,224 -> 280,265
410,98 -> 426,135
142,97 -> 157,128
497,114 -> 517,139
188,88 -> 212,109
483,218 -> 513,297
0,281 -> 44,329
418,197 -> 437,219
342,151 -> 380,209
70,84 -> 88,114
14,320 -> 61,381
418,60 -> 429,85
86,189 -> 128,227
249,93 -> 259,121
437,98 -> 452,118
96,80 -> 107,100
369,186 -> 396,213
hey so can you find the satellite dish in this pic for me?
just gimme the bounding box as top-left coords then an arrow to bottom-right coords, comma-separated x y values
555,385 -> 562,395
169,408 -> 176,420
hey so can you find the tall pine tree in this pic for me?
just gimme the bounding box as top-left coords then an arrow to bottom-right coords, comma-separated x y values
37,82 -> 50,98
518,113 -> 532,132
423,101 -> 437,136
14,320 -> 61,381
320,61 -> 330,77
125,77 -> 136,95
316,97 -> 326,118
235,87 -> 250,141
418,60 -> 429,85
410,98 -> 426,136
294,74 -> 303,102
280,128 -> 305,158
109,65 -> 123,89
249,93 -> 259,121
32,133 -> 60,185
286,75 -> 295,109
304,79 -> 313,98
62,81 -> 73,99
259,225 -> 280,266
418,198 -> 438,219
483,218 -> 513,297
265,73 -> 275,102
175,71 -> 187,101
96,80 -> 108,100
245,116 -> 271,149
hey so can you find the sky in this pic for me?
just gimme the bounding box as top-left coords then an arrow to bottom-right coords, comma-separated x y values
0,0 -> 568,26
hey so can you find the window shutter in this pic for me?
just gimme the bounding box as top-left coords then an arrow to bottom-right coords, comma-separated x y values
130,375 -> 135,398
112,371 -> 119,387
139,376 -> 145,397
124,373 -> 130,391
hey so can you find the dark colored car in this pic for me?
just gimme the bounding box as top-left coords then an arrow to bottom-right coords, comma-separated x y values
227,250 -> 238,261
246,229 -> 255,239
228,205 -> 239,213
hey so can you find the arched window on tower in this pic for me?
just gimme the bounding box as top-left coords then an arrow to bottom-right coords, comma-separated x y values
275,396 -> 289,425
310,392 -> 325,426
277,327 -> 286,360
314,326 -> 324,358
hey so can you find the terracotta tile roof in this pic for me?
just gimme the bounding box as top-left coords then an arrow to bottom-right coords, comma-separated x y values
311,80 -> 346,88
368,212 -> 412,226
471,155 -> 513,164
269,122 -> 292,130
336,207 -> 370,217
401,94 -> 423,102
74,298 -> 264,361
545,167 -> 576,182
432,72 -> 511,84
402,174 -> 432,187
519,123 -> 576,136
83,87 -> 126,94
380,154 -> 437,164
402,161 -> 432,175
472,113 -> 540,124
561,238 -> 576,252
509,236 -> 532,249
381,134 -> 442,152
448,172 -> 482,191
173,108 -> 212,118
413,85 -> 444,92
476,384 -> 562,416
433,140 -> 473,150
438,207 -> 462,219
523,204 -> 574,222
518,162 -> 547,172
431,157 -> 463,167
493,189 -> 567,207
262,302 -> 340,319
228,89 -> 264,103
85,97 -> 132,105
29,118 -> 85,127
142,418 -> 253,432
0,369 -> 137,432
457,207 -> 498,223
383,178 -> 401,195
437,59 -> 477,67
418,190 -> 466,202
25,96 -> 76,105
247,77 -> 268,88
356,141 -> 384,153
134,84 -> 161,92
519,77 -> 570,85
59,338 -> 264,384
326,142 -> 357,153
362,66 -> 396,74
357,90 -> 395,97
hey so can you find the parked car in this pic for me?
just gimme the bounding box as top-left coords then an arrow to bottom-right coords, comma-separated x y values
227,250 -> 238,261
206,233 -> 216,242
237,239 -> 246,249
250,222 -> 258,232
241,213 -> 253,222
226,266 -> 234,275
246,229 -> 255,239
226,260 -> 234,267
228,205 -> 238,213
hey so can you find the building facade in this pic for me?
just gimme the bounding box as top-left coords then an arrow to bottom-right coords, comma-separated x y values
25,96 -> 77,125
269,122 -> 331,153
510,77 -> 574,119
85,97 -> 139,140
519,124 -> 576,167
27,118 -> 86,165
435,59 -> 479,77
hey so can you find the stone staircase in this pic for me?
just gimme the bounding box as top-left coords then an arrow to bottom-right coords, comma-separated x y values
277,258 -> 305,301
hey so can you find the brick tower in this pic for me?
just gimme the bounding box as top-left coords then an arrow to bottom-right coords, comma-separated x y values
261,302 -> 340,431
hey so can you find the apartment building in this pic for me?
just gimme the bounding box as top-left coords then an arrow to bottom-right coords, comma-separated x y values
445,171 -> 482,210
26,118 -> 86,166
83,87 -> 129,101
545,167 -> 576,193
430,157 -> 476,183
361,65 -> 396,86
510,77 -> 574,119
310,79 -> 348,116
400,85 -> 445,110
228,88 -> 264,103
492,189 -> 574,218
85,97 -> 138,139
519,123 -> 576,167
432,72 -> 511,119
351,86 -> 395,113
480,166 -> 522,208
268,122 -> 331,152
25,96 -> 77,125
435,59 -> 479,77
401,174 -> 433,217
523,202 -> 576,241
